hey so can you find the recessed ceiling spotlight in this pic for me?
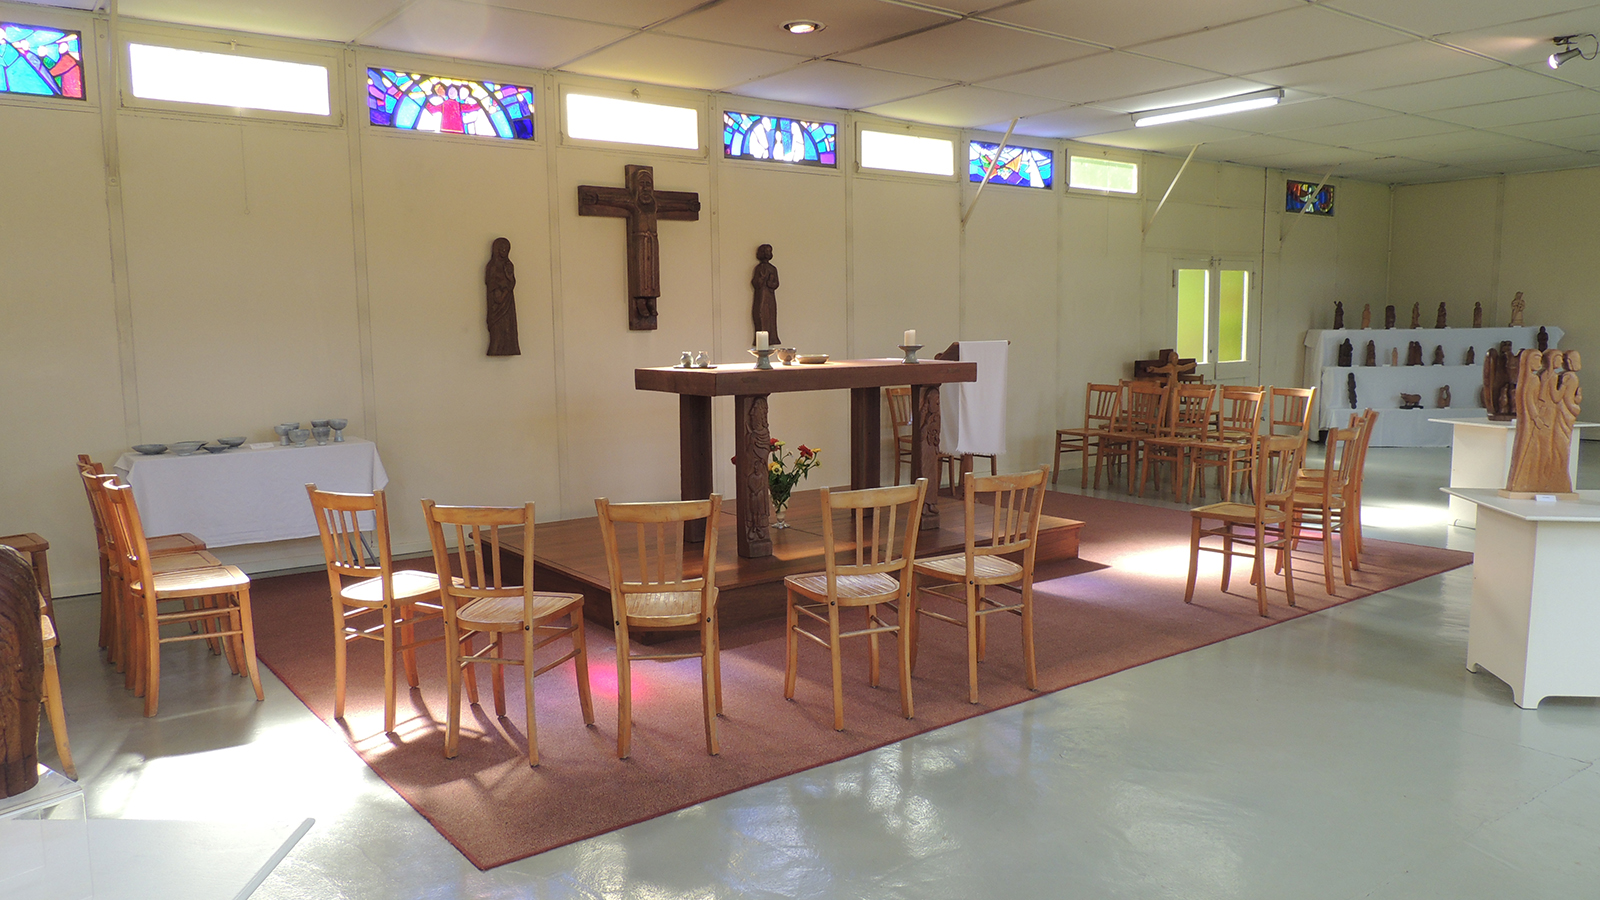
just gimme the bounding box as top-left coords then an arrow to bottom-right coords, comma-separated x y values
1549,34 -> 1596,68
783,21 -> 824,35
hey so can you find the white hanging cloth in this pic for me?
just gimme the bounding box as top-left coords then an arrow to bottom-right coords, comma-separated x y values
939,340 -> 1008,457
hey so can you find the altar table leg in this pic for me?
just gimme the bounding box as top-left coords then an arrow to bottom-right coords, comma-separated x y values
909,385 -> 942,530
850,387 -> 881,491
679,395 -> 712,543
734,394 -> 773,558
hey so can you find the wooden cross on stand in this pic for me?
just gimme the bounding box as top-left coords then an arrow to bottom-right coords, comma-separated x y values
578,164 -> 701,331
1147,349 -> 1196,390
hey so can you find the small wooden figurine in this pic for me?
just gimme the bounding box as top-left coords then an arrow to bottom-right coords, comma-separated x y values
1473,301 -> 1483,328
1508,291 -> 1525,327
1385,305 -> 1396,329
751,243 -> 781,345
1503,349 -> 1583,498
1431,345 -> 1445,366
1334,301 -> 1345,329
1361,304 -> 1372,328
1406,341 -> 1423,366
1410,302 -> 1421,328
1465,346 -> 1475,365
1390,347 -> 1399,367
1337,339 -> 1353,367
1483,341 -> 1517,421
1537,326 -> 1549,351
485,237 -> 520,356
1436,302 -> 1448,328
1347,373 -> 1358,409
1399,393 -> 1423,410
1437,385 -> 1451,408
1363,340 -> 1376,367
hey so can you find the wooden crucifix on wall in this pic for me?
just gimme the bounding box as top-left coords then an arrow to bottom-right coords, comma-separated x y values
578,164 -> 701,331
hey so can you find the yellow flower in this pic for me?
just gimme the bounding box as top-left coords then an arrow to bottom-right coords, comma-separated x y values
768,461 -> 781,473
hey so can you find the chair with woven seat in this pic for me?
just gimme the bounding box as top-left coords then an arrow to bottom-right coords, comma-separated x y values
1138,383 -> 1215,499
307,485 -> 444,735
911,466 -> 1048,703
595,494 -> 723,759
1104,379 -> 1168,494
1285,420 -> 1366,593
101,480 -> 263,716
1268,386 -> 1318,457
1053,382 -> 1121,488
1184,434 -> 1302,617
422,500 -> 594,766
1188,386 -> 1264,502
784,479 -> 927,731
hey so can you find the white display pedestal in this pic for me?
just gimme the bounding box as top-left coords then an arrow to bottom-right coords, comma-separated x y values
1431,418 -> 1596,526
1444,488 -> 1600,709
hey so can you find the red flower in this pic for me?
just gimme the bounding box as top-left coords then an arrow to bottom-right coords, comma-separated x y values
730,456 -> 737,465
798,445 -> 813,459
769,437 -> 781,447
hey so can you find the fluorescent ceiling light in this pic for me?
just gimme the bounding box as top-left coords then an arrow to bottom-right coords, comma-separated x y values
1131,89 -> 1283,128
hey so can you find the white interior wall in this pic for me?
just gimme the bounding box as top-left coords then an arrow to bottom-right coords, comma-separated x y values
0,7 -> 1395,595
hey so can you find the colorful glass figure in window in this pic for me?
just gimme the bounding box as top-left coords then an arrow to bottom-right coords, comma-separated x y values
367,68 -> 534,140
1286,181 -> 1334,215
969,142 -> 1053,189
1,23 -> 83,99
723,112 -> 836,167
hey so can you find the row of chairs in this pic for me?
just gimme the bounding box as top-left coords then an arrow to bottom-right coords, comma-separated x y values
297,467 -> 1049,764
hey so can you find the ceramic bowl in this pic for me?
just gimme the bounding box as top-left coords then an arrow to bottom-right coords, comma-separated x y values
311,419 -> 330,428
327,419 -> 347,431
796,353 -> 829,365
775,347 -> 798,365
133,443 -> 167,455
217,436 -> 247,447
171,441 -> 206,455
202,443 -> 230,453
289,429 -> 311,447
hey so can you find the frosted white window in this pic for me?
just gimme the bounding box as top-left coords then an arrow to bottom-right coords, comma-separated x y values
860,130 -> 955,176
565,93 -> 699,150
127,43 -> 330,116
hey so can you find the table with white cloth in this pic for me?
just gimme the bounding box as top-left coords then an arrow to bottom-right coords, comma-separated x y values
1430,417 -> 1596,527
112,439 -> 387,547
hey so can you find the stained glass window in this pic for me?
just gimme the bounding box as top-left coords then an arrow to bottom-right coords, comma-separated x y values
723,112 -> 836,167
969,142 -> 1053,188
368,68 -> 535,141
1,23 -> 83,99
1286,180 -> 1334,215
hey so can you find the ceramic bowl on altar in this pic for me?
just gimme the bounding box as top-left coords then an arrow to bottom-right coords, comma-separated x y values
775,347 -> 797,365
217,436 -> 247,447
133,444 -> 167,455
171,441 -> 205,456
289,429 -> 311,447
796,353 -> 829,365
202,443 -> 230,453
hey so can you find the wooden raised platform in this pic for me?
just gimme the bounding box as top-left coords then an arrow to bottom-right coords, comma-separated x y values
496,487 -> 1083,631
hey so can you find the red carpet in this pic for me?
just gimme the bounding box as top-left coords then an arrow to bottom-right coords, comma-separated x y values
249,491 -> 1470,869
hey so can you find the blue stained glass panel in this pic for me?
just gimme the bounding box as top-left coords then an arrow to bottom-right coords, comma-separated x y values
723,111 -> 837,167
367,68 -> 534,141
1286,180 -> 1334,215
1,23 -> 84,99
969,142 -> 1053,188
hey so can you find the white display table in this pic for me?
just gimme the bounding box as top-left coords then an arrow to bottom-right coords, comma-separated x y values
1431,417 -> 1596,527
1444,488 -> 1600,709
114,440 -> 386,547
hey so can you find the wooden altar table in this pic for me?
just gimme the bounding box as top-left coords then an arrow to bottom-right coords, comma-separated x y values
636,358 -> 977,558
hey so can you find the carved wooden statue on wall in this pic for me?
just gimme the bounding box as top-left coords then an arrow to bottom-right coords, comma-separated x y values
1406,341 -> 1423,366
1504,349 -> 1583,498
1363,340 -> 1376,367
751,243 -> 780,345
485,237 -> 520,356
1,547 -> 44,798
1333,301 -> 1345,329
1337,339 -> 1353,367
1361,304 -> 1372,328
1399,393 -> 1423,409
578,164 -> 702,331
1436,302 -> 1448,329
1473,301 -> 1483,327
1410,302 -> 1421,328
1508,291 -> 1525,327
1483,341 -> 1518,421
1385,304 -> 1396,328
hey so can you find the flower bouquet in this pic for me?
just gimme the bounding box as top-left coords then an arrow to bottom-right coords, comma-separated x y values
767,438 -> 820,528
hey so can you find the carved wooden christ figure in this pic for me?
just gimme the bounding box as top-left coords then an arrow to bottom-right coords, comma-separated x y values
485,237 -> 520,356
578,164 -> 701,331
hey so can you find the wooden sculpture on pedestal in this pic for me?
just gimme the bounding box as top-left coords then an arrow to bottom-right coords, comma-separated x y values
1,547 -> 43,798
1538,326 -> 1549,351
1361,304 -> 1372,328
1337,339 -> 1353,367
1385,305 -> 1396,328
1483,341 -> 1518,421
1347,373 -> 1357,409
1399,393 -> 1423,409
1437,385 -> 1451,408
1432,345 -> 1445,366
1334,301 -> 1345,329
1390,348 -> 1399,367
485,237 -> 520,356
1503,349 -> 1582,498
1508,291 -> 1525,327
1410,303 -> 1421,328
578,164 -> 702,331
751,243 -> 780,345
1406,341 -> 1423,366
1465,346 -> 1475,365
1473,301 -> 1483,327
1363,340 -> 1376,367
1436,302 -> 1448,328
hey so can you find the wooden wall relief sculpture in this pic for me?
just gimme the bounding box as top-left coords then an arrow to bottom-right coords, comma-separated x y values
1508,291 -> 1525,326
1483,341 -> 1517,421
912,384 -> 942,524
1504,349 -> 1582,498
1436,302 -> 1448,328
579,164 -> 702,331
1361,304 -> 1372,328
1337,339 -> 1353,367
1363,341 -> 1376,367
751,244 -> 780,345
1333,301 -> 1344,329
1,547 -> 44,798
734,394 -> 772,557
485,237 -> 520,356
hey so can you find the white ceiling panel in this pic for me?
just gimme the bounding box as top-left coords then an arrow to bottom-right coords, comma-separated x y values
1080,121 -> 1253,152
1322,0 -> 1598,39
1491,113 -> 1600,141
491,0 -> 751,30
1225,145 -> 1392,170
656,0 -> 950,57
561,32 -> 807,91
1345,67 -> 1572,113
1012,105 -> 1138,139
1247,40 -> 1500,97
1197,134 -> 1335,160
1130,5 -> 1410,76
1205,97 -> 1392,134
1428,89 -> 1600,128
1491,152 -> 1600,173
364,1 -> 631,71
1546,132 -> 1600,150
1273,114 -> 1465,147
862,85 -> 1066,129
1093,78 -> 1275,114
104,0 -> 400,42
980,51 -> 1218,105
835,19 -> 1098,83
983,0 -> 1302,50
733,60 -> 953,110
1361,129 -> 1528,157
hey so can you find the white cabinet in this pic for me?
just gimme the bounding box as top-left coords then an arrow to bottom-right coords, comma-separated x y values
1301,325 -> 1559,446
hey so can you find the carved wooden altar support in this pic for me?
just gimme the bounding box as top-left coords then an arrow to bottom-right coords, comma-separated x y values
637,359 -> 976,558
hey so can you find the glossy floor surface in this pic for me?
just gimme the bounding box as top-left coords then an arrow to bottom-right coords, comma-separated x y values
43,447 -> 1600,898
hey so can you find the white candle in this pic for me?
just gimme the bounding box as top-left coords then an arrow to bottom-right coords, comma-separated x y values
904,329 -> 916,346
756,331 -> 769,350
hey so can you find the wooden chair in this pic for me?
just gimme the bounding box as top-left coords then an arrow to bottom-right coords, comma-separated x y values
101,481 -> 263,716
1105,379 -> 1168,494
1286,420 -> 1366,593
1268,386 -> 1318,456
1189,387 -> 1264,502
306,485 -> 444,734
911,467 -> 1048,703
40,606 -> 75,779
1184,434 -> 1302,617
1138,383 -> 1215,499
1345,409 -> 1379,568
1053,383 -> 1121,488
784,479 -> 927,731
595,494 -> 723,759
887,386 -> 914,486
422,500 -> 594,766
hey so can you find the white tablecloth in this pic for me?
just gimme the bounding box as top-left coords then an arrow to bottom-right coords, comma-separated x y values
113,439 -> 387,547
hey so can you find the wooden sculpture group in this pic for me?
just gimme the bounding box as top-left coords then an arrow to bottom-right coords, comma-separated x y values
1499,348 -> 1583,498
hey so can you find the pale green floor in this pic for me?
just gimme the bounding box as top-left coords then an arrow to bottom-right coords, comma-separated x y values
39,446 -> 1600,899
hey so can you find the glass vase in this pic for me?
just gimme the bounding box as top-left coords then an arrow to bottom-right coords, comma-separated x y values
772,500 -> 790,529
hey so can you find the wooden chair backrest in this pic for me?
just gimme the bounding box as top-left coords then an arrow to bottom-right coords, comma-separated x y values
1083,383 -> 1121,430
820,480 -> 927,583
78,462 -> 113,555
1217,387 -> 1264,442
99,480 -> 158,596
1168,383 -> 1217,438
1256,434 -> 1303,525
961,467 -> 1048,568
886,386 -> 913,441
1317,425 -> 1362,508
1123,379 -> 1168,433
1347,409 -> 1379,503
305,485 -> 394,587
1269,386 -> 1317,441
595,495 -> 721,619
421,501 -> 534,619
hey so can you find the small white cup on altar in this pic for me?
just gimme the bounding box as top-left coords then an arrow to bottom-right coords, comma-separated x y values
680,351 -> 693,367
694,350 -> 710,367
